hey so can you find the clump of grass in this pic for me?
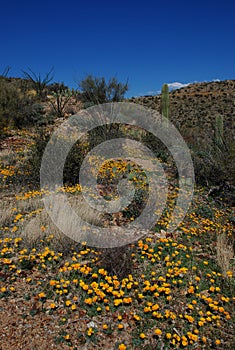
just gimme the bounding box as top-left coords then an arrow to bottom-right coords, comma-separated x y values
19,193 -> 106,252
0,148 -> 16,166
216,231 -> 235,277
0,199 -> 16,228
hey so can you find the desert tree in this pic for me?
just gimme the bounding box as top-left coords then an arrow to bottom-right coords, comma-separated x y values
78,74 -> 129,106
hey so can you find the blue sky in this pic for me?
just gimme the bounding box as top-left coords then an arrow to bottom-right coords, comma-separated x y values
1,0 -> 235,97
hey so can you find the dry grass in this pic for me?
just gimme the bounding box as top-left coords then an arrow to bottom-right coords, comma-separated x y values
216,231 -> 235,277
20,193 -> 105,252
19,194 -> 133,275
0,148 -> 16,166
0,198 -> 16,228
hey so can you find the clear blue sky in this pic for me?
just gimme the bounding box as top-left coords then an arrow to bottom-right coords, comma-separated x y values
1,0 -> 234,97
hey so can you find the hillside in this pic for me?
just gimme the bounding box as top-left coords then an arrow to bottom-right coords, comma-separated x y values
1,77 -> 234,143
129,80 -> 235,142
0,78 -> 234,194
0,78 -> 234,349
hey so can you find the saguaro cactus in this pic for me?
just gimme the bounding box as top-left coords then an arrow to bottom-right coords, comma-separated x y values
215,115 -> 224,145
161,83 -> 169,127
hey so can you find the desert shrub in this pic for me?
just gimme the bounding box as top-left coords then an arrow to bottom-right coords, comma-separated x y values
26,128 -> 51,184
12,101 -> 37,128
192,135 -> 235,188
78,74 -> 128,150
0,76 -> 20,129
0,76 -> 45,128
26,127 -> 88,186
189,132 -> 235,208
19,102 -> 50,126
63,138 -> 89,184
87,123 -> 124,151
78,74 -> 128,106
141,130 -> 170,162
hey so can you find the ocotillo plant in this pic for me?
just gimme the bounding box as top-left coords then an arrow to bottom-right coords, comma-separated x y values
215,115 -> 224,147
161,83 -> 169,127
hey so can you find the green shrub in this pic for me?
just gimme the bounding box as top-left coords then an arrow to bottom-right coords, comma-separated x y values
78,74 -> 128,105
0,76 -> 43,129
63,139 -> 88,184
27,128 -> 51,184
141,130 -> 170,162
27,128 -> 88,186
192,135 -> 235,190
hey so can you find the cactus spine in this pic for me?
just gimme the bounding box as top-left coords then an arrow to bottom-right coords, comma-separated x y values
161,83 -> 169,127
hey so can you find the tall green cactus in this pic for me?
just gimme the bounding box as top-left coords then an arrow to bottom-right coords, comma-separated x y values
215,115 -> 224,145
161,83 -> 169,127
